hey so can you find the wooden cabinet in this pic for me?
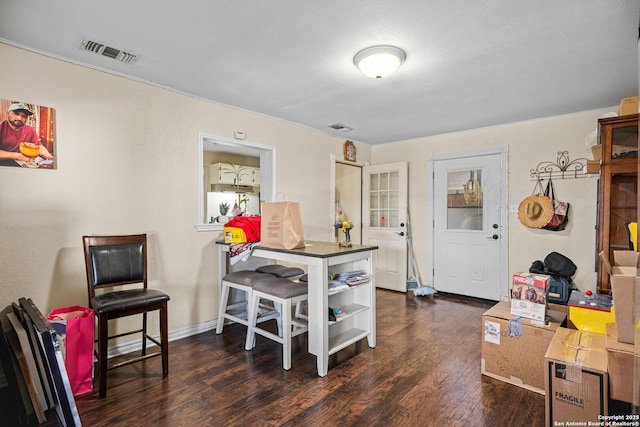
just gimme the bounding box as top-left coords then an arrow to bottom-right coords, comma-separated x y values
596,114 -> 639,292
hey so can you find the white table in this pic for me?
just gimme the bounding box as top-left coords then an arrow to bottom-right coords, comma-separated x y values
217,240 -> 378,376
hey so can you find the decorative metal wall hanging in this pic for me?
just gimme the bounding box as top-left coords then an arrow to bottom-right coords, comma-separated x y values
530,151 -> 589,180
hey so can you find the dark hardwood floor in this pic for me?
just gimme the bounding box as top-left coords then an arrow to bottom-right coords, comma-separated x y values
74,290 -> 546,427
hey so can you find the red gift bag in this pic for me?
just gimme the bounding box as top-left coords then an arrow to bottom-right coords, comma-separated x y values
47,306 -> 95,396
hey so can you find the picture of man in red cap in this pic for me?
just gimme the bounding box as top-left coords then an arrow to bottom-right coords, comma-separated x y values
0,102 -> 53,165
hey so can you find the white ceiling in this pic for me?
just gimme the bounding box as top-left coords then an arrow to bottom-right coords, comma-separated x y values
0,1 -> 638,145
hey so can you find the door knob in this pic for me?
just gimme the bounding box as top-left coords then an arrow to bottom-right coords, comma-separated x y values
486,234 -> 499,240
400,223 -> 405,227
396,232 -> 405,237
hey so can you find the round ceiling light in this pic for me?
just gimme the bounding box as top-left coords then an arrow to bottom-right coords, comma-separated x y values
353,45 -> 406,79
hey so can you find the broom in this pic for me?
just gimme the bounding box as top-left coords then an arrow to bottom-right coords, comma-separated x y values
406,206 -> 436,296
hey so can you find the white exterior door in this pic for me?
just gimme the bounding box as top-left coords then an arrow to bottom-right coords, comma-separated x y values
363,162 -> 408,292
431,149 -> 508,300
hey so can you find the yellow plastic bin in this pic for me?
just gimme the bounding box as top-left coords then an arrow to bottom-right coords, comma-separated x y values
567,290 -> 615,334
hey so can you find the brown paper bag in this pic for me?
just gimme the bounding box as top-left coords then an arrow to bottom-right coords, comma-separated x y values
261,201 -> 305,249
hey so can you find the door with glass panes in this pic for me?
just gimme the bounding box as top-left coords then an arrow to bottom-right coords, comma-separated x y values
432,152 -> 504,300
363,162 -> 408,291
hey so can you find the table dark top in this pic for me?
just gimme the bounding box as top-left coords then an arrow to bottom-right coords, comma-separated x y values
216,240 -> 378,258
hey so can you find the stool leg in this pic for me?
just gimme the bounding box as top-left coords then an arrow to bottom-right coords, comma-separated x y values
216,283 -> 231,334
275,302 -> 283,337
295,301 -> 303,318
282,297 -> 292,370
245,292 -> 260,351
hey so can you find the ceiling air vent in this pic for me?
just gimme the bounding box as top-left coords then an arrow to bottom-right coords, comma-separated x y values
328,123 -> 353,132
80,38 -> 138,64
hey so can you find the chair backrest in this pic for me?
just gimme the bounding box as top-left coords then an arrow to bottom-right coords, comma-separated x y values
625,221 -> 638,251
83,234 -> 148,303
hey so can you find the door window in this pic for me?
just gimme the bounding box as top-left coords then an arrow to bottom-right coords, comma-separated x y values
369,171 -> 399,228
446,169 -> 483,231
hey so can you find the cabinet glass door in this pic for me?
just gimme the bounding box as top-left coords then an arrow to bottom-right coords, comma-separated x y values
611,126 -> 638,160
609,174 -> 637,250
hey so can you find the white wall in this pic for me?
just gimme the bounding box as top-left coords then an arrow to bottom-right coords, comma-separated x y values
0,42 -> 620,339
0,43 -> 371,336
372,109 -> 616,295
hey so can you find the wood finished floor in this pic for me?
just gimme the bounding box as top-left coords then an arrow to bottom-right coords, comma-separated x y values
74,290 -> 546,427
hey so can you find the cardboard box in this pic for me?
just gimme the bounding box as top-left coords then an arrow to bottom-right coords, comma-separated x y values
481,301 -> 566,394
585,159 -> 600,174
618,96 -> 639,116
600,250 -> 638,344
511,272 -> 550,322
591,144 -> 602,161
605,323 -> 634,403
545,328 -> 608,427
610,275 -> 637,344
612,250 -> 639,269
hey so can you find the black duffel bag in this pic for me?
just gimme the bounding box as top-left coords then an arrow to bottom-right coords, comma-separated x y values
529,251 -> 577,279
544,252 -> 576,278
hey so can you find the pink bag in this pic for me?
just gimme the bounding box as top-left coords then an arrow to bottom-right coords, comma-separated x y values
47,306 -> 95,396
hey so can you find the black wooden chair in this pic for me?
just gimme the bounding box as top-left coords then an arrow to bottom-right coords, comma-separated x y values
82,234 -> 169,398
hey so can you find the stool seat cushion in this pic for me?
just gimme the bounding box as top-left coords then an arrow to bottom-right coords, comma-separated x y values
298,273 -> 308,283
91,289 -> 169,315
223,271 -> 271,286
256,265 -> 305,278
253,276 -> 308,299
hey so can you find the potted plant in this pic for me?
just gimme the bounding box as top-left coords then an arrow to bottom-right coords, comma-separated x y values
218,202 -> 231,224
222,163 -> 252,207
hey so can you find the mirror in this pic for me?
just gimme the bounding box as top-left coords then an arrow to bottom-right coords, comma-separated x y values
196,133 -> 275,231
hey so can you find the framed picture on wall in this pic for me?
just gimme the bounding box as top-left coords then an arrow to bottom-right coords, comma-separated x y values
0,98 -> 56,169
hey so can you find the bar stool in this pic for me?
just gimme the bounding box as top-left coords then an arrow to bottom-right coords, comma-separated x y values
256,265 -> 307,320
216,271 -> 279,334
244,276 -> 308,370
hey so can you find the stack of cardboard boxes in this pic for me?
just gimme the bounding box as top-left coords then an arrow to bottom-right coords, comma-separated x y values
601,250 -> 638,405
482,272 -> 565,395
481,254 -> 639,426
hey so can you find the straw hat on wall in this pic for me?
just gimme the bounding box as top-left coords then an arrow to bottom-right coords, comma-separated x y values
518,195 -> 553,228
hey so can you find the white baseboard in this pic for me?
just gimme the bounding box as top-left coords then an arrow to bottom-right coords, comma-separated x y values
107,318 -> 219,358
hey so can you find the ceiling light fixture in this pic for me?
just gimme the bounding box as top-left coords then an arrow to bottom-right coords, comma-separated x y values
353,45 -> 406,79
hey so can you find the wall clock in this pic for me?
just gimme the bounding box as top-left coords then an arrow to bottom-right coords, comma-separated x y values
343,140 -> 356,162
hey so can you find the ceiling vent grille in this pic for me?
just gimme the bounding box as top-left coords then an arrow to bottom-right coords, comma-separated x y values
328,123 -> 353,132
80,38 -> 138,64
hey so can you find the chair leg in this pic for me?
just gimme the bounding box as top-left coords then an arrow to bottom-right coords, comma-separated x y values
98,314 -> 109,398
160,302 -> 169,378
142,312 -> 148,356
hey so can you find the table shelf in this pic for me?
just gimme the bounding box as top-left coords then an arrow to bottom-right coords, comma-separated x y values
328,328 -> 369,355
328,303 -> 368,325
